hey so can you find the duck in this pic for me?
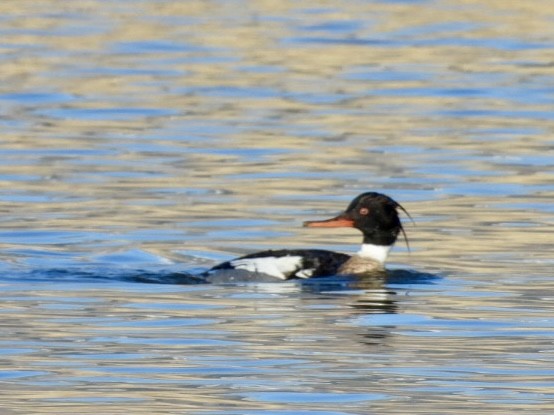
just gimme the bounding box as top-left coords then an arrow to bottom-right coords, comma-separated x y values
208,192 -> 411,280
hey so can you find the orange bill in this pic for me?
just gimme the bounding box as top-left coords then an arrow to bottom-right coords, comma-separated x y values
303,215 -> 354,228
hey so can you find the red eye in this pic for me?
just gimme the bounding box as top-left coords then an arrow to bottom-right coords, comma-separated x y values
359,207 -> 369,215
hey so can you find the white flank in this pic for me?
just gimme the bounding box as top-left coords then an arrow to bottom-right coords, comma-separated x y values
357,244 -> 392,264
230,256 -> 303,280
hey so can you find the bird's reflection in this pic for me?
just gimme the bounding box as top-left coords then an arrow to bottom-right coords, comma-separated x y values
298,268 -> 440,347
26,266 -> 439,350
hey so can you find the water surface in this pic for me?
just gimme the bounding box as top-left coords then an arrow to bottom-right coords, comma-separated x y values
1,1 -> 554,414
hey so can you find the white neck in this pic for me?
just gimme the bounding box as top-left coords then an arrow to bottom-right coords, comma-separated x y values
356,244 -> 392,264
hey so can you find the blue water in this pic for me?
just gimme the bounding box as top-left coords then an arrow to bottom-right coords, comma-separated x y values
1,1 -> 554,414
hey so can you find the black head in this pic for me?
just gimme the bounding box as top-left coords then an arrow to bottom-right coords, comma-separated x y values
304,192 -> 411,247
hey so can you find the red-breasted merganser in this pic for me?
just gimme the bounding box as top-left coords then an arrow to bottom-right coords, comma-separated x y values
209,192 -> 410,280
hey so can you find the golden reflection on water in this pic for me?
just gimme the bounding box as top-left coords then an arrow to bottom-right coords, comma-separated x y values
1,0 -> 554,414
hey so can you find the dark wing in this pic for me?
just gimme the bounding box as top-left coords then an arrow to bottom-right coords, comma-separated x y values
210,249 -> 350,279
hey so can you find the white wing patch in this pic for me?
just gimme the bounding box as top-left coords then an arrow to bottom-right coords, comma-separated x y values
230,255 -> 305,280
295,268 -> 314,279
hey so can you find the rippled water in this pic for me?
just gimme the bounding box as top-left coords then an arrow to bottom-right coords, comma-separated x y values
1,1 -> 554,414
